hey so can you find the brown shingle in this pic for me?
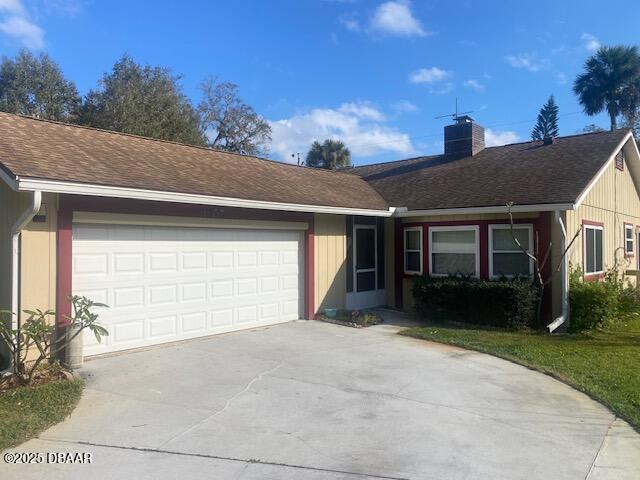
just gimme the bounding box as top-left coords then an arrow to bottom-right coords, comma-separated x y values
0,112 -> 388,211
351,130 -> 631,210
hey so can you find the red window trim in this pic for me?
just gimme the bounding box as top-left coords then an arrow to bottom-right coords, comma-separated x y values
582,219 -> 604,227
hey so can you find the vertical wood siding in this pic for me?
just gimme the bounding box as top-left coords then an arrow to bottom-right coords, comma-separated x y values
565,140 -> 640,278
313,214 -> 347,313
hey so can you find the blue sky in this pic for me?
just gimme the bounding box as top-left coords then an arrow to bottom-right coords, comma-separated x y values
0,0 -> 637,165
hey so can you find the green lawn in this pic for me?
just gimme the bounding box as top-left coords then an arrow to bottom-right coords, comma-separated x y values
401,316 -> 640,430
0,379 -> 83,451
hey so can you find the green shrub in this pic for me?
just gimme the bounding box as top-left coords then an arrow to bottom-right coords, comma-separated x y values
412,276 -> 540,330
618,283 -> 640,315
568,267 -> 620,332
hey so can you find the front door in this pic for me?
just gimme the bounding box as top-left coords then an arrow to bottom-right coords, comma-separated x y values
346,222 -> 386,309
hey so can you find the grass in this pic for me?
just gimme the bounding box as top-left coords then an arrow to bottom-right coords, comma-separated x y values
0,378 -> 83,451
401,316 -> 640,430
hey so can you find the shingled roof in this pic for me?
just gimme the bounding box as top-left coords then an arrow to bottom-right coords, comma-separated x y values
351,129 -> 632,211
0,112 -> 388,212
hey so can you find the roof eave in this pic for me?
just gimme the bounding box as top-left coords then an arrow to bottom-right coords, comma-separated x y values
394,203 -> 576,218
17,177 -> 393,217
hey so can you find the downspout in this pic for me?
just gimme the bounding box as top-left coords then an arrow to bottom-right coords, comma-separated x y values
10,191 -> 42,330
547,210 -> 568,332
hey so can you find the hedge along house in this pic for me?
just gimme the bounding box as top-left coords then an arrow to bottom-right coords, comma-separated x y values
0,112 -> 639,360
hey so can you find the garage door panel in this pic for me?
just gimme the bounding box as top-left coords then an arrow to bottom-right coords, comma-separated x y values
74,224 -> 302,355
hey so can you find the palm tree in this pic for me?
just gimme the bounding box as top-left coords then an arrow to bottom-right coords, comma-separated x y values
306,139 -> 351,170
574,45 -> 640,131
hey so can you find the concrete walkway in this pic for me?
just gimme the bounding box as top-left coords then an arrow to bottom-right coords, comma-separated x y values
3,319 -> 639,479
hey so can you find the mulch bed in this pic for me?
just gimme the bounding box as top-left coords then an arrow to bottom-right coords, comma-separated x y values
0,365 -> 70,393
316,310 -> 384,328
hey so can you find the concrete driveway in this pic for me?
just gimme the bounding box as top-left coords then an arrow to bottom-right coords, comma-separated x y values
3,320 -> 640,479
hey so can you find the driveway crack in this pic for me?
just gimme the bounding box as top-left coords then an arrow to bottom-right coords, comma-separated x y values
37,438 -> 410,480
156,359 -> 286,449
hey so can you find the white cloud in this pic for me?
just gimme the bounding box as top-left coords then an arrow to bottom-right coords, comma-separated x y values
391,100 -> 418,114
370,0 -> 429,37
339,14 -> 360,32
409,66 -> 450,84
463,79 -> 484,91
505,53 -> 547,72
581,32 -> 600,51
0,15 -> 43,49
339,101 -> 386,121
0,0 -> 25,15
43,0 -> 84,17
0,0 -> 44,49
556,72 -> 567,84
269,102 -> 414,161
485,129 -> 520,147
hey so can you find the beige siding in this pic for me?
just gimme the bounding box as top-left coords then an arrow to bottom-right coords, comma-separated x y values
314,214 -> 347,313
565,139 -> 640,279
19,193 -> 58,323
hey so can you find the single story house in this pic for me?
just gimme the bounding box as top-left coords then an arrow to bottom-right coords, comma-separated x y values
1,112 -> 639,357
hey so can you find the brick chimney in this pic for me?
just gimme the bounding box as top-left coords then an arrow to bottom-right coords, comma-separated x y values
444,115 -> 485,158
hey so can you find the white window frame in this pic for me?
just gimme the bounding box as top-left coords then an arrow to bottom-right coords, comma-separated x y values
488,224 -> 534,279
583,224 -> 604,276
624,223 -> 634,256
428,225 -> 480,278
403,226 -> 423,275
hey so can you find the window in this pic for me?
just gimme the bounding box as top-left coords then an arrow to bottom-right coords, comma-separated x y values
583,223 -> 603,275
625,224 -> 634,256
404,227 -> 422,274
489,225 -> 534,278
429,226 -> 479,277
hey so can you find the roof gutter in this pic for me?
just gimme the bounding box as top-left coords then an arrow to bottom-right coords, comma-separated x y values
547,210 -> 569,333
16,177 -> 394,218
394,203 -> 575,217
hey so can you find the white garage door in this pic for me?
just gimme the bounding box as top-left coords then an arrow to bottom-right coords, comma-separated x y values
73,224 -> 302,356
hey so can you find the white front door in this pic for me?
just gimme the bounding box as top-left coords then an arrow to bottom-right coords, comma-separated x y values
346,223 -> 386,309
73,224 -> 302,356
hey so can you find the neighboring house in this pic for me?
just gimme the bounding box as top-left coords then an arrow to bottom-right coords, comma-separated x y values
0,112 -> 638,357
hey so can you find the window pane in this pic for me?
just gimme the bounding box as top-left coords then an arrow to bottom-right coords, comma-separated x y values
492,228 -> 529,250
432,253 -> 475,276
406,252 -> 421,272
585,229 -> 595,273
356,228 -> 375,269
595,229 -> 603,272
405,230 -> 421,250
432,230 -> 476,253
356,271 -> 376,292
626,227 -> 633,241
493,253 -> 530,277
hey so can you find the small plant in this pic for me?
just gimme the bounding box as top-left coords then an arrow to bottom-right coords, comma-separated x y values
0,295 -> 108,387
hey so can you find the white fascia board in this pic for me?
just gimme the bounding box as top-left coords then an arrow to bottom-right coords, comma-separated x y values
574,130 -> 633,208
16,177 -> 393,217
396,203 -> 575,217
